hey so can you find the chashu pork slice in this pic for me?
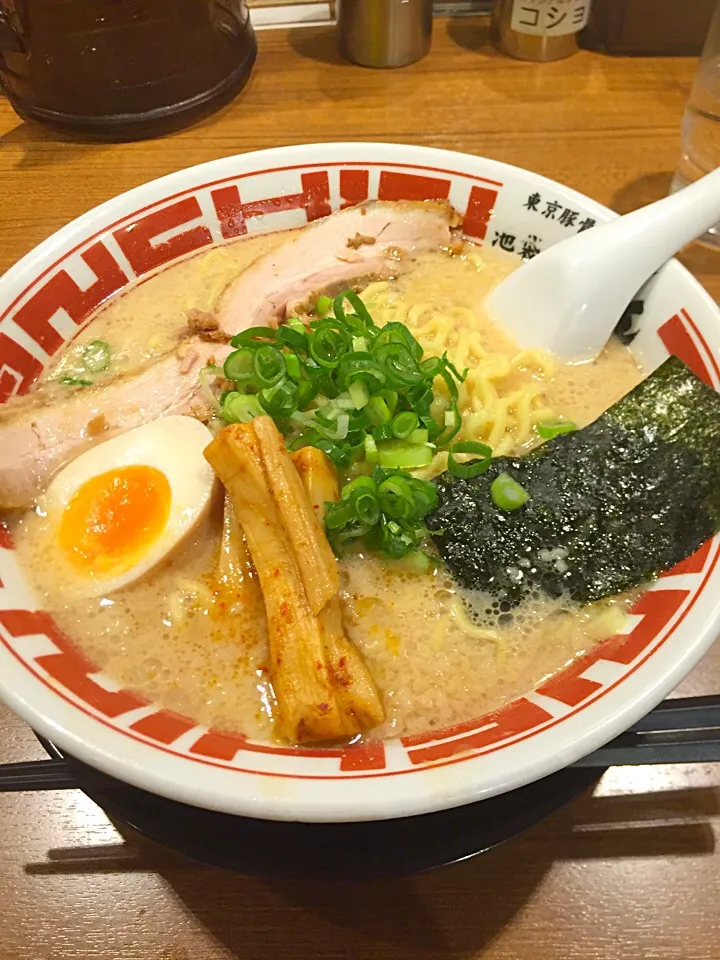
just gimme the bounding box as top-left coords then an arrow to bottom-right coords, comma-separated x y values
217,200 -> 462,333
0,340 -> 226,510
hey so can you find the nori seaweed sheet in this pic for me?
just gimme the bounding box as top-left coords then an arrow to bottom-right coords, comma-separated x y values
427,357 -> 720,605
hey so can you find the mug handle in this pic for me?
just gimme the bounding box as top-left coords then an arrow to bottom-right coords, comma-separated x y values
0,10 -> 25,53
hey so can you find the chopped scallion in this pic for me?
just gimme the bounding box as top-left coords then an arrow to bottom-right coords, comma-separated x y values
315,295 -> 334,316
536,419 -> 578,440
377,439 -> 433,470
391,411 -> 420,440
348,379 -> 370,409
490,472 -> 530,511
447,440 -> 492,479
224,348 -> 255,382
408,428 -> 430,446
59,376 -> 92,387
82,339 -> 111,373
364,434 -> 378,464
223,392 -> 263,423
365,395 -> 392,426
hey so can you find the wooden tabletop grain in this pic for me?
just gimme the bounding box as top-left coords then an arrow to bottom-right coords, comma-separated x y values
1,20 -> 720,960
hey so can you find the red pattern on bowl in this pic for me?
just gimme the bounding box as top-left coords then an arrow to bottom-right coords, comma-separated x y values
1,144 -> 718,821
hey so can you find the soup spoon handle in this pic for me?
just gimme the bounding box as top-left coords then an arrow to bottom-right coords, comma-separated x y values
487,167 -> 720,362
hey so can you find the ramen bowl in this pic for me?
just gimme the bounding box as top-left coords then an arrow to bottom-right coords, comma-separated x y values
0,143 -> 719,822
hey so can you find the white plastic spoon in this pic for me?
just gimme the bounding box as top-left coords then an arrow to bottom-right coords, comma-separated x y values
486,167 -> 720,362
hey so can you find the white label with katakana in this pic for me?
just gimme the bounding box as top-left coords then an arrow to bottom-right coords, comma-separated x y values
510,0 -> 591,37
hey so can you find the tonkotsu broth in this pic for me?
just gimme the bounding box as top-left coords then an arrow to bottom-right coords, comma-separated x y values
12,234 -> 644,741
46,231 -> 296,385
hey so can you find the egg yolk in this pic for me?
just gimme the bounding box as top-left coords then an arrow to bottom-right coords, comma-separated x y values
59,465 -> 172,578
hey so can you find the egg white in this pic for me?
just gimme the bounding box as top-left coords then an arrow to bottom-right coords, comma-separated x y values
43,416 -> 217,598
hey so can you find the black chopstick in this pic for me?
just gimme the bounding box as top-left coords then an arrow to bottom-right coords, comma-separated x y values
573,695 -> 720,767
1,695 -> 719,792
0,759 -> 78,791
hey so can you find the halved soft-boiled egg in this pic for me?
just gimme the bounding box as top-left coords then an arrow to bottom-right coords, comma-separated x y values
43,416 -> 216,597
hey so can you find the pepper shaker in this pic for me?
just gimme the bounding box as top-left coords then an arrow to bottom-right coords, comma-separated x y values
337,0 -> 433,68
491,0 -> 593,61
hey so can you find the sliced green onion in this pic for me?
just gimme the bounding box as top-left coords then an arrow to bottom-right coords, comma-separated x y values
348,379 -> 370,409
443,353 -> 468,383
82,339 -> 111,373
223,392 -> 263,423
436,400 -> 462,447
365,395 -> 392,426
59,376 -> 92,387
536,419 -> 578,440
364,434 -> 378,464
309,321 -> 351,368
344,290 -> 376,329
377,440 -> 433,470
377,388 -> 398,417
378,477 -> 416,520
230,326 -> 277,347
490,472 -> 530,511
374,342 -> 424,387
253,345 -> 286,387
340,476 -> 381,526
391,411 -> 420,440
316,295 -> 334,316
355,492 -> 380,527
224,348 -> 255,382
420,356 -> 444,378
202,290 -> 471,561
374,322 -> 423,362
259,378 -> 298,418
410,478 -> 438,515
387,550 -> 433,575
372,423 -> 394,442
284,353 -> 302,381
314,412 -> 350,441
296,377 -> 317,409
335,520 -> 373,543
408,428 -> 429,446
336,353 -> 386,392
448,440 -> 493,479
407,382 -> 433,413
276,325 -> 308,351
324,500 -> 355,530
314,437 -> 351,469
333,290 -> 376,334
341,475 -> 377,499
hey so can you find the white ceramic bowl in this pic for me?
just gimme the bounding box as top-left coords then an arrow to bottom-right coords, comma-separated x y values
1,143 -> 719,823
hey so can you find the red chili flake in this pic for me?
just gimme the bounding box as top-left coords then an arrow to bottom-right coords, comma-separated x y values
318,702 -> 329,714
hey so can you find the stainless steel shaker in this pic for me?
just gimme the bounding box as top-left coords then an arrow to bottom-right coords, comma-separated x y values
337,0 -> 433,68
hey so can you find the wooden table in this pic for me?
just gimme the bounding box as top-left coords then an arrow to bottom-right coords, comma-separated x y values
2,20 -> 719,960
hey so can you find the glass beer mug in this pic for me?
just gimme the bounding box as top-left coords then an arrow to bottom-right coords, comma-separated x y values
0,0 -> 256,140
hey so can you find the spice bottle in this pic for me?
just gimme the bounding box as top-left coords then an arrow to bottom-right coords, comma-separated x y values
337,0 -> 433,68
491,0 -> 592,61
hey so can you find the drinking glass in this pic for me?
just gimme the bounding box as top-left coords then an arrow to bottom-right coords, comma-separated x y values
671,0 -> 720,247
